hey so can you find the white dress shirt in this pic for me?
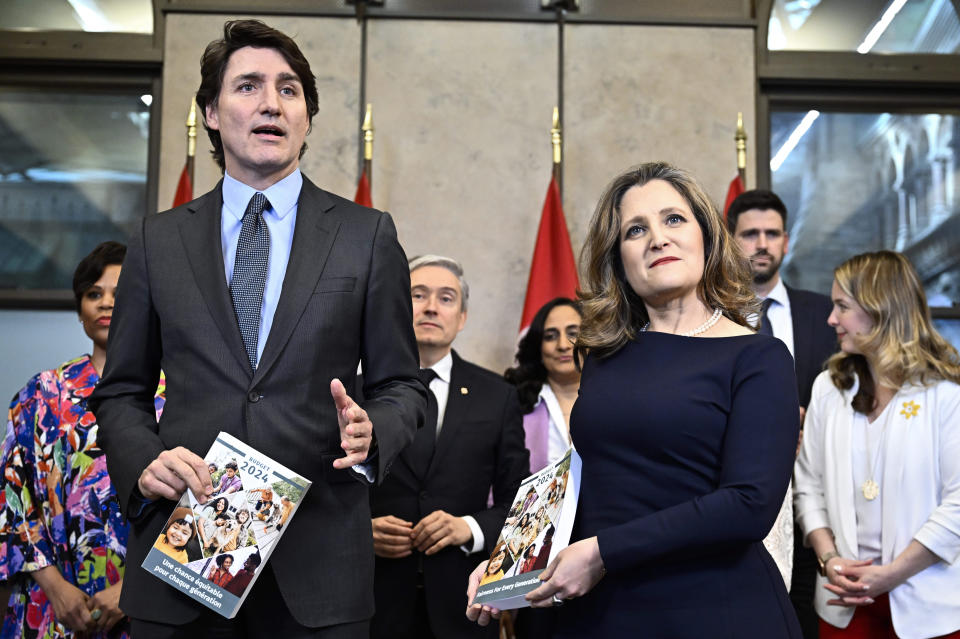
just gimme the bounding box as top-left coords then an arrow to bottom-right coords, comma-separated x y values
423,352 -> 484,555
539,383 -> 572,464
761,278 -> 795,359
425,352 -> 452,434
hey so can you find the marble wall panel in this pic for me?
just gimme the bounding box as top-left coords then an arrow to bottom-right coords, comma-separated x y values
564,24 -> 757,254
159,14 -> 360,211
367,20 -> 557,372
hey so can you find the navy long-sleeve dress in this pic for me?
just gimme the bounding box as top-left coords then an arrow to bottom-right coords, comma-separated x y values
556,333 -> 803,638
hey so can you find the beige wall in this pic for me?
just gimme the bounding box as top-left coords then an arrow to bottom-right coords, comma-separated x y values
564,25 -> 756,250
159,15 -> 755,373
366,20 -> 557,372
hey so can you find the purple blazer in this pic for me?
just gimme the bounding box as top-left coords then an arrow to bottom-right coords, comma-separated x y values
523,399 -> 552,474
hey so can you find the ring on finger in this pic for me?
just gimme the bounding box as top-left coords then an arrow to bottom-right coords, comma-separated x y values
551,594 -> 563,607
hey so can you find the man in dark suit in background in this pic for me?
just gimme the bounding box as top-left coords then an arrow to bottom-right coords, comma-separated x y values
89,20 -> 425,638
369,255 -> 529,639
728,189 -> 836,639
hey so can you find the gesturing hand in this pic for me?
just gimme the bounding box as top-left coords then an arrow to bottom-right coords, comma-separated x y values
372,516 -> 414,558
331,379 -> 373,470
465,560 -> 502,627
411,510 -> 472,555
137,446 -> 213,502
525,537 -> 605,608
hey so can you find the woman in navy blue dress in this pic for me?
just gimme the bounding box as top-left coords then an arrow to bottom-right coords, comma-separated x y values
468,162 -> 802,637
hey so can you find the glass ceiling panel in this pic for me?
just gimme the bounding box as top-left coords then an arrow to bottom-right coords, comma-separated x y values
0,0 -> 153,34
768,0 -> 960,53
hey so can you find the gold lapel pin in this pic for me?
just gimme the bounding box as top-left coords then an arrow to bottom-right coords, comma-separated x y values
460,387 -> 469,395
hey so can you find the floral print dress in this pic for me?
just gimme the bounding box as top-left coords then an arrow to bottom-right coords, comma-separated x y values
0,355 -> 165,639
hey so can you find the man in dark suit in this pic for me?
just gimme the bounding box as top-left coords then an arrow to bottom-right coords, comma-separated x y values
728,189 -> 836,639
369,255 -> 529,639
89,20 -> 425,638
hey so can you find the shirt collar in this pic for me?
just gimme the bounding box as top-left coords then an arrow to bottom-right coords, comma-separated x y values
426,351 -> 453,384
763,278 -> 790,310
222,169 -> 302,222
538,382 -> 555,404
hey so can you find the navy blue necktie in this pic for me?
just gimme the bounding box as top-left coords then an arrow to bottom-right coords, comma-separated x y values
759,298 -> 774,336
230,192 -> 270,371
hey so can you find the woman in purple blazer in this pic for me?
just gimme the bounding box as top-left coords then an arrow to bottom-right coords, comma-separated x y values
504,298 -> 583,474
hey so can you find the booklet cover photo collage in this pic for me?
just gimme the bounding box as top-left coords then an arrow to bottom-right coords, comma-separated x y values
473,448 -> 581,610
142,432 -> 311,618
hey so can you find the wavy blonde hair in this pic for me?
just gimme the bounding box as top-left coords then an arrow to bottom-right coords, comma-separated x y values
827,250 -> 960,413
576,162 -> 757,359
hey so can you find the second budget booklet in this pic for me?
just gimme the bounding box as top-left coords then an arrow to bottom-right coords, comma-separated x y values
472,447 -> 582,610
141,431 -> 311,618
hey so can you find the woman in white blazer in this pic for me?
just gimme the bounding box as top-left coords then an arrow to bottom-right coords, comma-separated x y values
794,251 -> 960,639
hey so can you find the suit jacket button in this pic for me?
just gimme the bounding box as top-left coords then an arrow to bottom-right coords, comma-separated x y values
419,491 -> 427,500
248,391 -> 261,403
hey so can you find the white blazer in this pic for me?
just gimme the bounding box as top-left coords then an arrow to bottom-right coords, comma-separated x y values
794,371 -> 960,639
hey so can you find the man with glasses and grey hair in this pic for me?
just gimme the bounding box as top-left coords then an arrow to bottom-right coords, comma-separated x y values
369,255 -> 529,639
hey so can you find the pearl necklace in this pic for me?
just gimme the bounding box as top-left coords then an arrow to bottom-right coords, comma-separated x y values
641,307 -> 722,337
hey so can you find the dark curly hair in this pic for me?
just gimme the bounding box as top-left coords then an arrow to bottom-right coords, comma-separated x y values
504,297 -> 582,414
72,241 -> 126,314
195,20 -> 320,171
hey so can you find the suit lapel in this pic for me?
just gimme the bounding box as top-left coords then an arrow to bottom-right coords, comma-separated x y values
253,178 -> 340,385
178,182 -> 252,377
426,352 -> 467,479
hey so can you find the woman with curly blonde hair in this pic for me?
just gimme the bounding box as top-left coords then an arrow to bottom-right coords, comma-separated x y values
794,250 -> 960,639
468,162 -> 802,637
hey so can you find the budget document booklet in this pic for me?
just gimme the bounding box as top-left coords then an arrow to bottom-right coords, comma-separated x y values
142,431 -> 311,618
473,447 -> 582,610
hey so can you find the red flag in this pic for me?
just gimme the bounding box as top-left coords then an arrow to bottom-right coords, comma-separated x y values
353,171 -> 372,207
520,176 -> 579,332
172,163 -> 193,208
723,174 -> 745,220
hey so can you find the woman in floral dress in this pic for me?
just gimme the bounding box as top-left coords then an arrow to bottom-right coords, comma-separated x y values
0,242 -> 165,638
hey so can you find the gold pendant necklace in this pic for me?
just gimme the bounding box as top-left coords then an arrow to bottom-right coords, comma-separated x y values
861,400 -> 893,501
